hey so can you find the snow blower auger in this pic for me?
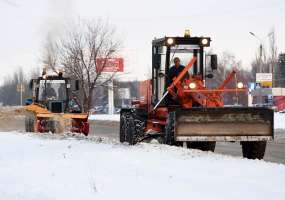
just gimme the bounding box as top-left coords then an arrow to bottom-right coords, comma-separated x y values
120,31 -> 273,159
24,70 -> 89,136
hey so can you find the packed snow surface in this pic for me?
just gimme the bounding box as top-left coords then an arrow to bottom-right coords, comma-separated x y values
0,132 -> 285,200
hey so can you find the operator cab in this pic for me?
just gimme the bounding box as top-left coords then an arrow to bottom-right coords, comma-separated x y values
30,75 -> 70,113
29,73 -> 80,113
152,32 -> 217,105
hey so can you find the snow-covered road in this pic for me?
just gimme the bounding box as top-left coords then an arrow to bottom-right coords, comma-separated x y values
0,132 -> 284,200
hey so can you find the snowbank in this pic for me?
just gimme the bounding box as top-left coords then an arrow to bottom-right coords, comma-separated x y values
88,114 -> 120,122
0,132 -> 284,200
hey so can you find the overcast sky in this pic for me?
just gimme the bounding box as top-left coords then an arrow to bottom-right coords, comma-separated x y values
1,0 -> 285,81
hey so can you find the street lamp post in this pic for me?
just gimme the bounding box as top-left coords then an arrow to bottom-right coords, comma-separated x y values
249,32 -> 264,73
249,31 -> 274,73
249,31 -> 274,106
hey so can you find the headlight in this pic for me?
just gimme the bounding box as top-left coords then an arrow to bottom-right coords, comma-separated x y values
201,38 -> 209,46
237,82 -> 244,89
167,38 -> 174,45
189,82 -> 197,89
184,29 -> 191,38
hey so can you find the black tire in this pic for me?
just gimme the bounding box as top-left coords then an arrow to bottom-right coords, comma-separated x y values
25,117 -> 29,132
164,112 -> 175,145
29,118 -> 35,132
241,141 -> 266,159
164,112 -> 183,146
120,110 -> 146,145
25,116 -> 35,132
187,141 -> 216,152
119,113 -> 126,143
126,116 -> 136,145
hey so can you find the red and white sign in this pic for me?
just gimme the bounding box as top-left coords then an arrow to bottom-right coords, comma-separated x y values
96,58 -> 124,72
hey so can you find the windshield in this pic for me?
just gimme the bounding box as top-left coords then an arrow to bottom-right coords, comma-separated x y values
170,45 -> 200,74
39,80 -> 67,101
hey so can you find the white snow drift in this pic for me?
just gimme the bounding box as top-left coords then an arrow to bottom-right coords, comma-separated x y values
0,132 -> 285,200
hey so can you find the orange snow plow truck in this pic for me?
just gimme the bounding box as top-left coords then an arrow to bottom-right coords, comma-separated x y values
120,32 -> 274,159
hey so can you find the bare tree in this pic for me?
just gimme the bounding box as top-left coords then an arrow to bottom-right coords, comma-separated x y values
58,19 -> 120,111
0,67 -> 31,106
42,33 -> 59,73
211,51 -> 242,85
206,51 -> 250,105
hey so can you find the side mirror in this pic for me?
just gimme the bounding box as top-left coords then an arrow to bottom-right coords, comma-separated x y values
153,54 -> 161,69
25,98 -> 33,105
75,80 -> 80,91
210,54 -> 218,70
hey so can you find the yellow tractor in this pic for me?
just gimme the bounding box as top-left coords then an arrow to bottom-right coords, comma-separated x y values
24,71 -> 89,135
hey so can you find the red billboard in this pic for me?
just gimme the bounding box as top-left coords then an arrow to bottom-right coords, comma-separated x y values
96,58 -> 124,72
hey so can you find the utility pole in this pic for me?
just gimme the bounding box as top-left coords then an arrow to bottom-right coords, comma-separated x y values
17,84 -> 24,106
108,79 -> 114,114
249,31 -> 274,73
259,44 -> 263,72
249,31 -> 274,106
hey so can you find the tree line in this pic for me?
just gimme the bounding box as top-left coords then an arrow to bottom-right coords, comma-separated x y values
0,23 -> 280,108
0,67 -> 39,106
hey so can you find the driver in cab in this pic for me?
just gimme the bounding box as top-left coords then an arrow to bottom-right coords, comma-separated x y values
166,57 -> 189,105
167,57 -> 189,87
44,83 -> 57,100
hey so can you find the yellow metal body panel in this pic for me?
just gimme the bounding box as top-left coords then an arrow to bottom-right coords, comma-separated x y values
24,104 -> 88,120
25,104 -> 51,114
37,113 -> 54,118
63,113 -> 88,119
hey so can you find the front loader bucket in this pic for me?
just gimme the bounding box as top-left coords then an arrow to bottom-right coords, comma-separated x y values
174,107 -> 274,142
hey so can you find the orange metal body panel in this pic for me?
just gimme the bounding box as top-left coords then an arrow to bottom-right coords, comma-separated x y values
138,57 -> 248,134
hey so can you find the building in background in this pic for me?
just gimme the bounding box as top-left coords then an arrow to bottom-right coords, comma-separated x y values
273,53 -> 285,111
274,54 -> 285,87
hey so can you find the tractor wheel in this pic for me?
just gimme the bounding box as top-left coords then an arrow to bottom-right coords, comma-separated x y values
25,117 -> 29,132
120,111 -> 136,145
187,141 -> 216,152
29,118 -> 35,132
126,116 -> 136,145
119,113 -> 126,143
164,112 -> 175,145
120,110 -> 146,145
164,112 -> 182,146
241,141 -> 266,159
25,116 -> 35,132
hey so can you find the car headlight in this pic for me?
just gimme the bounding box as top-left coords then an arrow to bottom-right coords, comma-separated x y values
237,82 -> 244,89
189,82 -> 197,89
167,38 -> 174,45
201,38 -> 209,46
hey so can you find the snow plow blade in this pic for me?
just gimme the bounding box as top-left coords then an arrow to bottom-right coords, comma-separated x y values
174,107 -> 274,142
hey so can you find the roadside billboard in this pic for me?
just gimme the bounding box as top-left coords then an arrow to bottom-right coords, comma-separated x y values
256,73 -> 272,87
96,58 -> 124,72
